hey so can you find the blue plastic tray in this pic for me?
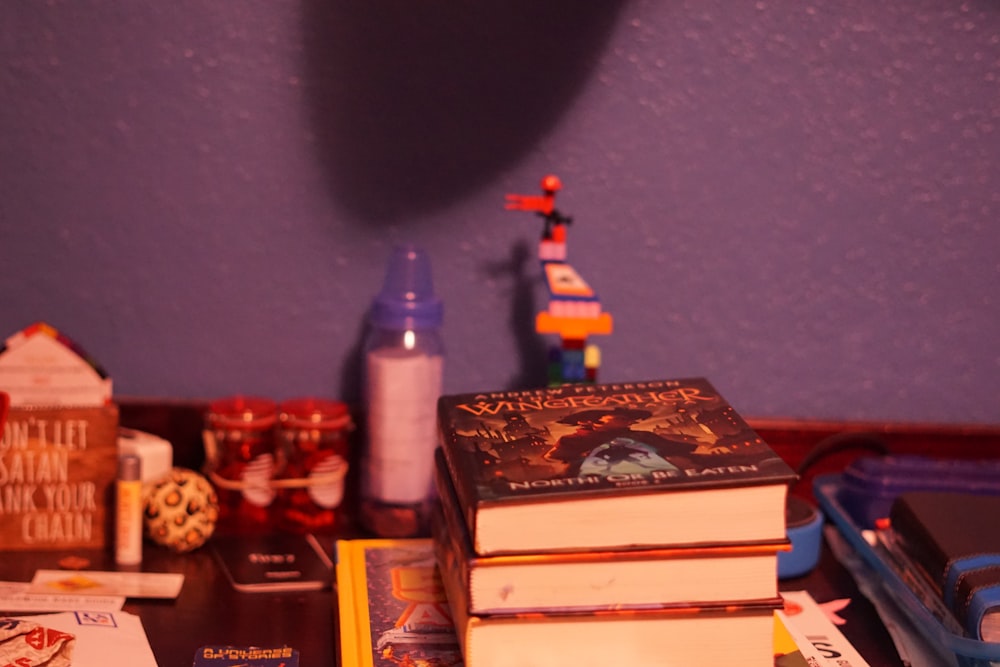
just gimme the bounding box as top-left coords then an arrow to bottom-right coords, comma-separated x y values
814,473 -> 1000,667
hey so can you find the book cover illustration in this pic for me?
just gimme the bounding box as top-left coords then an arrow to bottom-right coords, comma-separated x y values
437,378 -> 795,504
336,539 -> 463,667
773,615 -> 810,667
192,645 -> 299,667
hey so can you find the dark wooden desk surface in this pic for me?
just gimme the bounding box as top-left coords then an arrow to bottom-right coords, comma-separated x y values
0,530 -> 899,667
1,399 -> 996,666
0,537 -> 342,667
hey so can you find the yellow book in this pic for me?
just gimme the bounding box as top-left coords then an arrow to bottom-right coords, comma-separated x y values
335,538 -> 462,667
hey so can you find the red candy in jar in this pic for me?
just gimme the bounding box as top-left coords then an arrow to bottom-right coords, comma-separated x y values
276,398 -> 352,533
205,396 -> 280,533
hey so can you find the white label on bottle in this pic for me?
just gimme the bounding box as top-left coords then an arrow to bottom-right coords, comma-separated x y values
365,348 -> 443,504
308,455 -> 348,508
241,453 -> 276,507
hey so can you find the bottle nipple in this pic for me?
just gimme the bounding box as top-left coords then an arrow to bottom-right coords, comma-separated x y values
371,245 -> 443,330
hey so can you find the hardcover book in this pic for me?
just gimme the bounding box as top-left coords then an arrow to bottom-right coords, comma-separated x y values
888,491 -> 1000,642
436,377 -> 796,555
335,538 -> 464,667
432,453 -> 787,615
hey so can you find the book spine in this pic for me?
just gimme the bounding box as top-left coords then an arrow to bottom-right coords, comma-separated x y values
433,445 -> 478,550
430,474 -> 474,600
432,530 -> 472,656
334,540 -> 371,667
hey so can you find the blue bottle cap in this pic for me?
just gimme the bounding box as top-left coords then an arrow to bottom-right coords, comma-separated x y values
371,245 -> 443,330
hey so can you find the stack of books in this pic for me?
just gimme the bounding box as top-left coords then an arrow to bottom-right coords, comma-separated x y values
334,540 -> 872,667
430,377 -> 797,667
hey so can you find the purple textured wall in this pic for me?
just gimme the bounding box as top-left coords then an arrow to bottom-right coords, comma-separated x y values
2,0 -> 998,423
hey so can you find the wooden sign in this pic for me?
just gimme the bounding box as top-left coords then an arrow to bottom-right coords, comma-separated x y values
0,404 -> 119,550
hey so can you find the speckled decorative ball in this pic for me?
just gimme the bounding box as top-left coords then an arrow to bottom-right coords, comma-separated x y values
143,467 -> 219,553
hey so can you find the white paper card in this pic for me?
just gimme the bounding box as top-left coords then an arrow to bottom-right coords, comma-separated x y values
0,581 -> 124,612
29,570 -> 184,599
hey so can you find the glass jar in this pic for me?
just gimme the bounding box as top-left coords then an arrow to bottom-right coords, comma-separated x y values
276,398 -> 352,533
204,396 -> 280,533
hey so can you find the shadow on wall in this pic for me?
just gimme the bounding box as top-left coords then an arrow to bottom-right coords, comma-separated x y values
301,0 -> 629,224
485,239 -> 550,391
